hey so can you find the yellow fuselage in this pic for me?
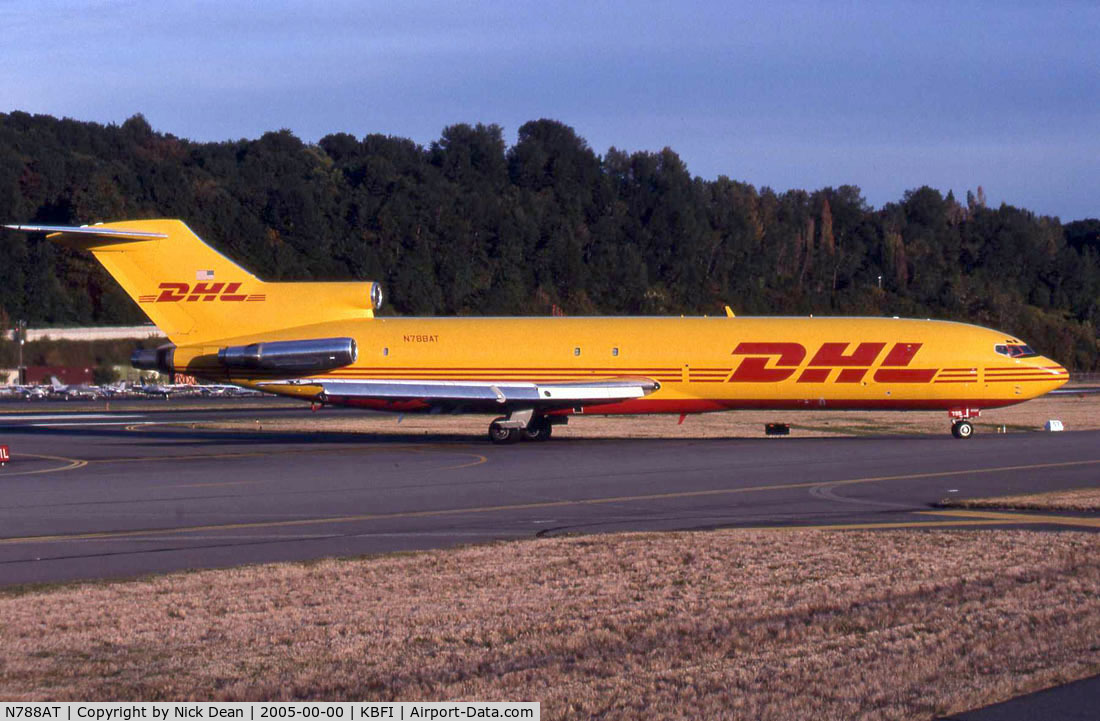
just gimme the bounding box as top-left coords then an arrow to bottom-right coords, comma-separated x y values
181,315 -> 1068,414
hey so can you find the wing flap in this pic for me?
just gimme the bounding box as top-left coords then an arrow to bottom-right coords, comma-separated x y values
260,377 -> 660,408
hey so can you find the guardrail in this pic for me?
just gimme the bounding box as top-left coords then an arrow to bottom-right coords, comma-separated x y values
1068,372 -> 1100,384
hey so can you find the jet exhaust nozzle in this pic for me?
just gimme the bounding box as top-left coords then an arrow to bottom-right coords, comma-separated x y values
131,344 -> 176,373
218,337 -> 357,373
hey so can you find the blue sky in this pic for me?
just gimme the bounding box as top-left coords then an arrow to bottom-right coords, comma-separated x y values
2,0 -> 1097,219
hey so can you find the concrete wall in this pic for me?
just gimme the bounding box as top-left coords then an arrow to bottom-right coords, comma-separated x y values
5,326 -> 166,342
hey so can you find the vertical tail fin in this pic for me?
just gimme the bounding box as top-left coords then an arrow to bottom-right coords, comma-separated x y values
6,220 -> 381,344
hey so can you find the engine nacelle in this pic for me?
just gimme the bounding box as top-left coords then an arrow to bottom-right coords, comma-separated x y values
131,344 -> 176,374
218,337 -> 357,373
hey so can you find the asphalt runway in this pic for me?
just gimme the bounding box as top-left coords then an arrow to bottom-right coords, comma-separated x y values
1,404 -> 1098,587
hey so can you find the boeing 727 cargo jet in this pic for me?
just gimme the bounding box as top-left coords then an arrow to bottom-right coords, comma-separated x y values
6,221 -> 1069,442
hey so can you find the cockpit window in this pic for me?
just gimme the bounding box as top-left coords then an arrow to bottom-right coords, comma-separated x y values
995,343 -> 1038,359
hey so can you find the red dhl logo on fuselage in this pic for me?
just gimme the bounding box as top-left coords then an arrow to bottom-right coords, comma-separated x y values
138,283 -> 266,303
730,342 -> 934,383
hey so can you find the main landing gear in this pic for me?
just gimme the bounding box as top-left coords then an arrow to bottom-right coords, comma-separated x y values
488,409 -> 560,444
949,408 -> 979,439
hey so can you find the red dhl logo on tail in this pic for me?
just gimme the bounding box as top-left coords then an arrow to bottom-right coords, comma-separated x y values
729,342 -> 936,384
138,283 -> 266,303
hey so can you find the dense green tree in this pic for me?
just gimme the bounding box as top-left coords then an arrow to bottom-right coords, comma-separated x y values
0,111 -> 1096,369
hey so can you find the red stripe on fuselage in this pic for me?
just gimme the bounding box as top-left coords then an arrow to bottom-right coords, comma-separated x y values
550,397 -> 1029,415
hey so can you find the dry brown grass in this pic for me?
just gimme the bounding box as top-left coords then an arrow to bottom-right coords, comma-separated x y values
187,391 -> 1100,439
940,487 -> 1100,512
1,529 -> 1098,720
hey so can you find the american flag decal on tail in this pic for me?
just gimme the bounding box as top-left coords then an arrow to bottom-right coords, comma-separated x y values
196,269 -> 215,280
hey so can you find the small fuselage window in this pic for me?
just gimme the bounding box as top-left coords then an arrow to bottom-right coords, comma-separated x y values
994,343 -> 1038,359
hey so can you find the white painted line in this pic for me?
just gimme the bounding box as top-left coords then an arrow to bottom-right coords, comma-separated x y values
0,414 -> 144,421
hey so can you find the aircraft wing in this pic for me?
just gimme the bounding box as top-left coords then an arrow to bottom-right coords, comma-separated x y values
259,377 -> 660,411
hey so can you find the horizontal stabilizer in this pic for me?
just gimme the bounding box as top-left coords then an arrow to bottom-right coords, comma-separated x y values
6,219 -> 381,344
4,224 -> 168,240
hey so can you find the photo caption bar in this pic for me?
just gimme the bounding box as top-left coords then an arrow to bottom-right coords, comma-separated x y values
0,704 -> 539,721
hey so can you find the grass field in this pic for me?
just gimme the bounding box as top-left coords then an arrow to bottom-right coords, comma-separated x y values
1,529 -> 1098,719
939,487 -> 1100,512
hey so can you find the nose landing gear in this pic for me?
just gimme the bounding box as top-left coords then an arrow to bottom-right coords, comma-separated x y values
948,408 -> 979,439
950,420 -> 974,439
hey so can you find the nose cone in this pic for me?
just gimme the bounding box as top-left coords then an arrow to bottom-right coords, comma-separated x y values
1032,357 -> 1070,395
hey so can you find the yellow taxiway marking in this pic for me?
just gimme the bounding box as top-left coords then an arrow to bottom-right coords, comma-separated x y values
74,444 -> 486,480
83,444 -> 483,466
90,453 -> 1097,487
2,458 -> 1098,545
30,442 -> 1097,484
0,453 -> 88,478
919,509 -> 1100,528
84,447 -> 412,464
0,443 -> 483,491
438,453 -> 488,471
786,458 -> 1100,490
0,445 -> 483,489
140,455 -> 1100,511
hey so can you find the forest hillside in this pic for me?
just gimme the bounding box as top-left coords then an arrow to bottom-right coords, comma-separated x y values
1,112 -> 1096,368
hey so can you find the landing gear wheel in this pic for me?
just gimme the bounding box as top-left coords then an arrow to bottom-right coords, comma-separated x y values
488,418 -> 523,445
951,420 -> 974,439
523,416 -> 553,442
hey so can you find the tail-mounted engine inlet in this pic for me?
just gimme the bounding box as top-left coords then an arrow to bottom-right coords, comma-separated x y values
131,344 -> 176,373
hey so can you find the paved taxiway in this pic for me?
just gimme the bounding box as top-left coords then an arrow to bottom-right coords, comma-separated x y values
0,403 -> 1098,586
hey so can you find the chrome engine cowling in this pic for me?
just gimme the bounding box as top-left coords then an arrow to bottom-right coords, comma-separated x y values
218,337 -> 357,373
